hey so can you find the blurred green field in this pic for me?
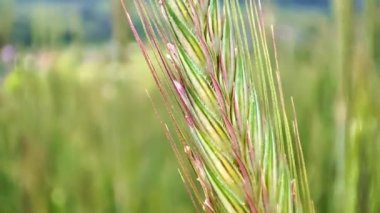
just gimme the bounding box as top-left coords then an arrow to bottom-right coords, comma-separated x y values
275,4 -> 380,212
0,46 -> 193,212
0,0 -> 380,212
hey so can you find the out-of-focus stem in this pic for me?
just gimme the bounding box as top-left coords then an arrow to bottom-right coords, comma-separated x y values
334,0 -> 354,102
364,0 -> 377,64
112,0 -> 131,44
333,0 -> 354,212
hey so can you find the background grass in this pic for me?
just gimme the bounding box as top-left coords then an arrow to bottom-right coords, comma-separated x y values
0,46 -> 192,212
0,0 -> 379,212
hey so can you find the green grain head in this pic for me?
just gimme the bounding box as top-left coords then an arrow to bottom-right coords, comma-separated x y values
122,0 -> 314,212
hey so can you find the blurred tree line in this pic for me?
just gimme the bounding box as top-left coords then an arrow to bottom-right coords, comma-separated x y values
277,0 -> 329,7
0,0 -> 132,47
0,0 -> 346,47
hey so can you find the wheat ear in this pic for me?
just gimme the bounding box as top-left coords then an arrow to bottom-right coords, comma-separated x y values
122,0 -> 314,212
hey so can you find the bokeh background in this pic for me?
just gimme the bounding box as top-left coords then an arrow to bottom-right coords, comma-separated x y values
0,0 -> 379,212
